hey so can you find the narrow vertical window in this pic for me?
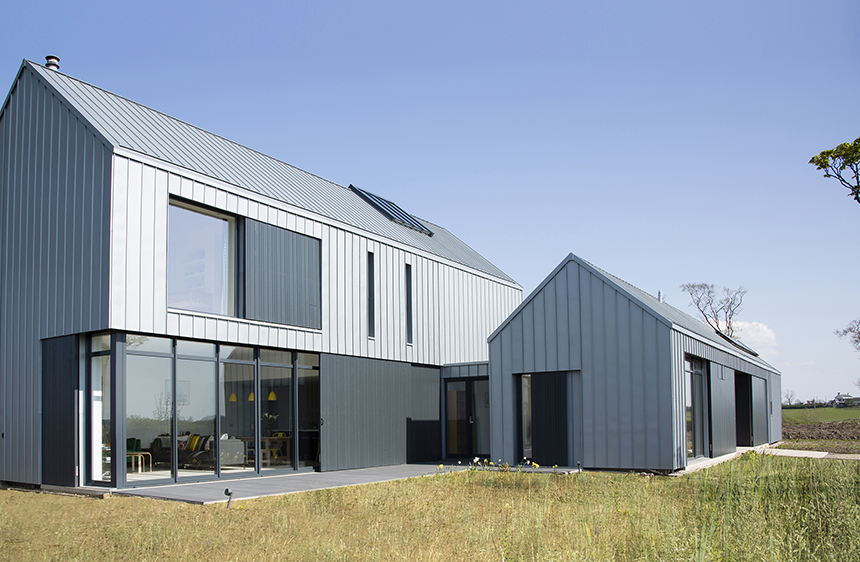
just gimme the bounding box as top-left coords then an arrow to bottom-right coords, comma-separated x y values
367,252 -> 375,338
405,263 -> 413,344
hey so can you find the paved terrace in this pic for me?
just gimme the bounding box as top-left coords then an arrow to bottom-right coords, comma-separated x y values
112,463 -> 458,505
38,446 -> 860,504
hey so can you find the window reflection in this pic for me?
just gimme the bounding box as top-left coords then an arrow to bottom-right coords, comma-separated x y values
126,355 -> 173,482
175,359 -> 216,479
90,355 -> 111,482
168,203 -> 235,316
220,363 -> 255,474
261,366 -> 292,469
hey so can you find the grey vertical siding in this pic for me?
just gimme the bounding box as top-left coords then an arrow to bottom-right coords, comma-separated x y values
671,332 -> 780,461
0,67 -> 112,484
752,375 -> 769,446
566,371 -> 583,467
489,258 -> 676,471
769,372 -> 781,442
708,364 -> 737,457
319,354 -> 440,471
245,219 -> 322,329
113,154 -> 520,365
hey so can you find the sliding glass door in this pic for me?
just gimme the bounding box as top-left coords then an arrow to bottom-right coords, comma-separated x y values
92,333 -> 322,486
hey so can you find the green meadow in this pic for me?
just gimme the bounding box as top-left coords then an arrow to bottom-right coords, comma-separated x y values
2,453 -> 859,561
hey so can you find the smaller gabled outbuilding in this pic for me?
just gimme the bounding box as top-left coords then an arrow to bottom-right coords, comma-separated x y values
487,254 -> 781,472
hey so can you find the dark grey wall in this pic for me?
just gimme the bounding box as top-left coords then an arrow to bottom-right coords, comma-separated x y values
0,67 -> 113,484
245,219 -> 321,329
41,335 -> 79,487
708,364 -> 737,457
752,376 -> 769,446
490,259 -> 676,471
319,354 -> 440,471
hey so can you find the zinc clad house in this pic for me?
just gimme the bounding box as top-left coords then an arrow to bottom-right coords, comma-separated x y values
0,58 -> 522,489
488,254 -> 781,472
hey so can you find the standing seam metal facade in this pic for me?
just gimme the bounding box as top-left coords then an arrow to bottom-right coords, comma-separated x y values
319,354 -> 439,471
671,331 -> 781,454
1,61 -> 522,485
108,153 -> 520,366
244,219 -> 322,329
489,254 -> 780,472
490,258 -> 675,471
0,66 -> 112,484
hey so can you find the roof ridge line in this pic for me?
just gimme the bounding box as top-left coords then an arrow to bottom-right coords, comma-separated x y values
24,60 -> 350,193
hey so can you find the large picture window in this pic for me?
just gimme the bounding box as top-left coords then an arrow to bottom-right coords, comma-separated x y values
168,202 -> 235,316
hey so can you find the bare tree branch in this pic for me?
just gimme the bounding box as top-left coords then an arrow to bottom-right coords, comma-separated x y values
836,318 -> 860,352
680,283 -> 747,338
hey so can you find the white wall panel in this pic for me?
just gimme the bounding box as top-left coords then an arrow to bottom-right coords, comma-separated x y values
108,155 -> 520,364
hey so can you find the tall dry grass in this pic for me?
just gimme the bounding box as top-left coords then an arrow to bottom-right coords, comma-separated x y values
1,453 -> 858,561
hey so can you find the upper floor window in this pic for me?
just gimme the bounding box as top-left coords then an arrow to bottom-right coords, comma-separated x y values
368,252 -> 375,338
167,201 -> 236,316
405,263 -> 413,344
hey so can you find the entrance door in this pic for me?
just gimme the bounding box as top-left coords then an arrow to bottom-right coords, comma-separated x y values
446,379 -> 490,458
685,357 -> 707,459
518,373 -> 568,466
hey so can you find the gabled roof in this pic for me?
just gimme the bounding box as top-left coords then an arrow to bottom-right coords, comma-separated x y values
490,253 -> 778,372
7,60 -> 516,285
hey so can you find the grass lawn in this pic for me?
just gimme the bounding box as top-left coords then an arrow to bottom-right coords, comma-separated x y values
782,406 -> 860,424
776,439 -> 860,455
2,454 -> 859,561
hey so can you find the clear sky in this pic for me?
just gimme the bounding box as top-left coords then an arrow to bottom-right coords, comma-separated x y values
2,1 -> 858,402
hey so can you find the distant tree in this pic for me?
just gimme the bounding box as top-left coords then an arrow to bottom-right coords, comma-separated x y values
680,283 -> 747,338
783,389 -> 797,406
836,319 -> 860,352
809,136 -> 860,204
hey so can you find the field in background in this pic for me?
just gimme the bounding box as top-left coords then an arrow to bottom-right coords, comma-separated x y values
2,454 -> 859,561
782,406 -> 860,425
780,406 -> 860,454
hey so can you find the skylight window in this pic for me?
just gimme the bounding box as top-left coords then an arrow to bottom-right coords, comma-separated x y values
349,185 -> 433,236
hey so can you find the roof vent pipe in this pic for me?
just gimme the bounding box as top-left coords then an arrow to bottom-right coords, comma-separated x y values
658,290 -> 663,303
45,55 -> 60,71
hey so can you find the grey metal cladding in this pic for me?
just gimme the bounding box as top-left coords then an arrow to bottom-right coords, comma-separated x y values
244,219 -> 321,329
769,372 -> 782,442
493,254 -> 778,377
489,256 -> 679,471
0,66 -> 112,484
752,376 -> 768,446
708,364 -> 737,457
319,354 -> 440,471
23,61 -> 515,285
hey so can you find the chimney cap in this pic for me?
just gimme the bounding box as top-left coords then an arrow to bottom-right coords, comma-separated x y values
45,55 -> 60,71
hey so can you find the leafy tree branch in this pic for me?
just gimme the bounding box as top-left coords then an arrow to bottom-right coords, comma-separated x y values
809,136 -> 860,204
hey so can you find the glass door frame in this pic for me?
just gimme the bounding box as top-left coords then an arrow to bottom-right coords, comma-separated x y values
85,333 -> 117,487
444,377 -> 489,459
90,332 -> 322,488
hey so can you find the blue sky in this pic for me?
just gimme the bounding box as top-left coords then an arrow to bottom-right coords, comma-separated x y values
2,1 -> 859,402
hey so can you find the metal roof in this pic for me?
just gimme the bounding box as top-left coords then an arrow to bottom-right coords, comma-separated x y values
490,253 -> 778,373
17,60 -> 516,285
